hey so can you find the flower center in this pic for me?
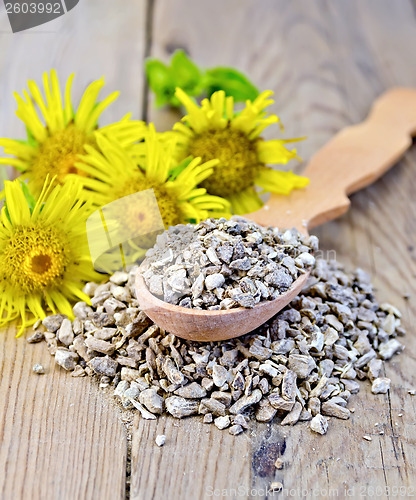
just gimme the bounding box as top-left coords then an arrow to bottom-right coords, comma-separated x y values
30,124 -> 94,193
188,127 -> 260,197
113,177 -> 182,248
3,225 -> 69,294
31,254 -> 52,274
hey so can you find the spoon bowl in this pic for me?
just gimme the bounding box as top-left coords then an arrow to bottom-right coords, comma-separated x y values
135,272 -> 310,341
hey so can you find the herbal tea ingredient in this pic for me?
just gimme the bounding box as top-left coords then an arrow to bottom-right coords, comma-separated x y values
36,255 -> 404,436
140,217 -> 317,309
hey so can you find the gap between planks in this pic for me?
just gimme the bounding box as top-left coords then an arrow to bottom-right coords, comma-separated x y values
130,1 -> 416,498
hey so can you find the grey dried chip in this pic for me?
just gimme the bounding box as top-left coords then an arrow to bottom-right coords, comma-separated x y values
165,396 -> 199,418
310,414 -> 328,435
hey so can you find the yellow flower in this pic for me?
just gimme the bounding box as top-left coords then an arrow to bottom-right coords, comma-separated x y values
76,124 -> 231,229
0,70 -> 146,197
173,88 -> 309,214
0,177 -> 100,336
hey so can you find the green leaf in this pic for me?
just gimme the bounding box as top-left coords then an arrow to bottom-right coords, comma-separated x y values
145,51 -> 203,108
145,59 -> 175,107
170,50 -> 202,91
3,201 -> 11,223
25,126 -> 38,147
146,50 -> 205,108
19,179 -> 37,212
168,156 -> 193,181
3,180 -> 43,222
205,67 -> 259,102
145,51 -> 259,108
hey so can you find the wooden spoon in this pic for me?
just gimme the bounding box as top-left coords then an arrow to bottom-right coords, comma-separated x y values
136,88 -> 416,342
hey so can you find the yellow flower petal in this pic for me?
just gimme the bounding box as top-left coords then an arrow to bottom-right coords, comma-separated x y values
256,140 -> 300,165
0,138 -> 35,160
175,87 -> 226,133
3,180 -> 31,224
0,157 -> 28,171
227,187 -> 264,215
84,91 -> 120,132
255,167 -> 309,195
231,90 -> 274,135
64,73 -> 75,124
14,91 -> 47,143
75,77 -> 106,130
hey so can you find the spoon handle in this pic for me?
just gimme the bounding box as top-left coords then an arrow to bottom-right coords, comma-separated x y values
246,87 -> 416,232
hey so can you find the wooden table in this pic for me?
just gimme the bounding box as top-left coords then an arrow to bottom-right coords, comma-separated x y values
1,1 -> 416,498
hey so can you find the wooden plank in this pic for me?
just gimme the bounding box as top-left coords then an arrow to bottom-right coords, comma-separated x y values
0,0 -> 147,126
0,325 -> 127,500
0,1 -> 148,498
131,415 -> 251,500
130,1 -> 416,498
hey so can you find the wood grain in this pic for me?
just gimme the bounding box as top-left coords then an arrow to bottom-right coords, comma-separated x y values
129,1 -> 416,498
0,325 -> 127,500
0,1 -> 148,499
131,414 -> 251,500
1,0 -> 416,498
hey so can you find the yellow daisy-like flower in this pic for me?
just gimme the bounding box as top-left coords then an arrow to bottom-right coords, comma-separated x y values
75,125 -> 231,230
0,177 -> 100,336
173,88 -> 309,214
0,70 -> 146,197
